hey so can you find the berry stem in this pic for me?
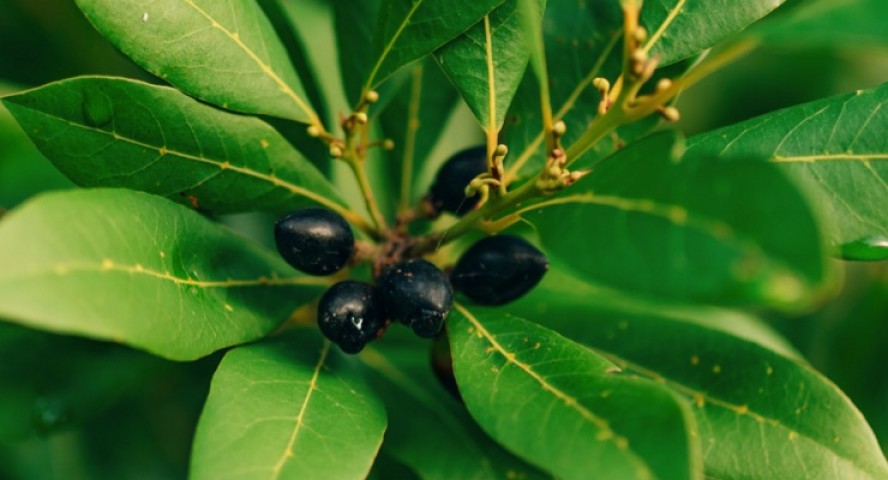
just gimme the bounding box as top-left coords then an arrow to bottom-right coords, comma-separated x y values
411,180 -> 539,255
338,91 -> 390,237
344,142 -> 389,235
565,13 -> 759,164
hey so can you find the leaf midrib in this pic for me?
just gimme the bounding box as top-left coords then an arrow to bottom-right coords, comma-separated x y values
455,303 -> 654,479
642,0 -> 688,54
180,0 -> 318,125
19,105 -> 347,215
363,0 -> 425,92
483,14 -> 498,133
1,260 -> 327,289
516,192 -> 769,262
772,153 -> 888,163
268,341 -> 330,480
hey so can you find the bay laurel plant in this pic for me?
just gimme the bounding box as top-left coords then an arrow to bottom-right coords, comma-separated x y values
0,0 -> 886,478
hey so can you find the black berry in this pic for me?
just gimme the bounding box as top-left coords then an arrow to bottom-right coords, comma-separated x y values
379,259 -> 454,338
317,281 -> 385,354
274,208 -> 354,276
428,146 -> 488,216
451,235 -> 548,305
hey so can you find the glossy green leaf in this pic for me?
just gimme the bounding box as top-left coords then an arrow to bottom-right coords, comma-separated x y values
687,83 -> 888,260
790,265 -> 888,452
511,267 -> 888,480
640,0 -> 788,67
378,60 -> 459,215
190,332 -> 386,480
757,0 -> 888,48
74,0 -> 320,124
0,189 -> 327,361
449,304 -> 701,479
361,0 -> 507,94
525,131 -> 830,309
1,77 -> 351,218
434,0 -> 538,132
360,342 -> 546,479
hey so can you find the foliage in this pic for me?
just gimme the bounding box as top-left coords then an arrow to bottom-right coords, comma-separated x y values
0,0 -> 886,478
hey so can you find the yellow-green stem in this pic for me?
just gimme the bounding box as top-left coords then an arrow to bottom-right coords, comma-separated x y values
412,180 -> 540,254
347,153 -> 388,234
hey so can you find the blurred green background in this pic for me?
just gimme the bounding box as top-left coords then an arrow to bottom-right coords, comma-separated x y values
0,0 -> 886,478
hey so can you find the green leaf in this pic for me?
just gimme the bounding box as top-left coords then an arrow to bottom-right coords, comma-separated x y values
687,84 -> 888,260
756,0 -> 888,48
525,131 -> 831,309
1,77 -> 353,219
378,60 -> 459,214
0,323 -> 166,442
434,0 -> 538,132
789,267 -> 888,452
640,0 -> 788,66
0,189 -> 327,361
190,332 -> 386,480
360,341 -> 547,479
449,304 -> 702,480
361,0 -> 507,94
74,0 -> 319,123
512,268 -> 888,480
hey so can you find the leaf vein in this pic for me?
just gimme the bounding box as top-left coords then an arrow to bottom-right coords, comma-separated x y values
268,341 -> 331,480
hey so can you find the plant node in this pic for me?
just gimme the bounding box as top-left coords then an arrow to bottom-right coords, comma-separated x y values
658,105 -> 681,122
329,144 -> 344,158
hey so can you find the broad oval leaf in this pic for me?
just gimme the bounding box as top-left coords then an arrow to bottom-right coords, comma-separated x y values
686,83 -> 888,260
0,189 -> 327,361
525,131 -> 831,309
361,342 -> 546,479
74,0 -> 319,123
511,268 -> 888,480
434,0 -> 539,133
640,0 -> 788,66
1,77 -> 357,222
449,304 -> 702,480
190,332 -> 386,480
361,0 -> 507,95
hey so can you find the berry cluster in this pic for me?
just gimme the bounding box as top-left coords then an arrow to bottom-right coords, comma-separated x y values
273,147 -> 549,354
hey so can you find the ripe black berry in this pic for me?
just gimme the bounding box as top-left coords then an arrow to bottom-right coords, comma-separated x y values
379,259 -> 454,338
317,281 -> 385,354
274,208 -> 354,276
451,235 -> 548,306
428,146 -> 488,216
